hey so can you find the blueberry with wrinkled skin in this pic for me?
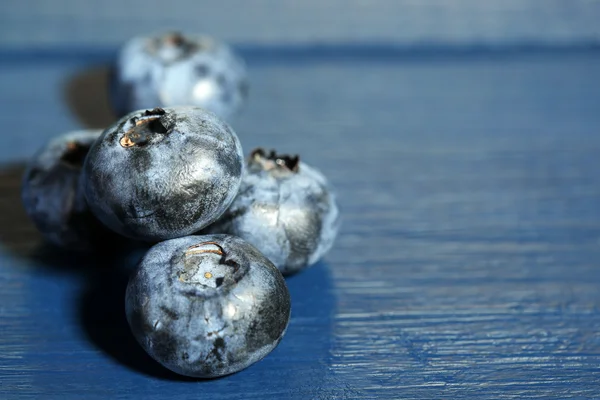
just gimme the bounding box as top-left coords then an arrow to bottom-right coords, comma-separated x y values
111,32 -> 248,121
21,129 -> 115,251
203,149 -> 340,275
126,234 -> 291,378
82,106 -> 243,241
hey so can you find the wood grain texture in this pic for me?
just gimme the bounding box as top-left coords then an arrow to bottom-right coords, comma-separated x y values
1,0 -> 600,48
1,32 -> 600,400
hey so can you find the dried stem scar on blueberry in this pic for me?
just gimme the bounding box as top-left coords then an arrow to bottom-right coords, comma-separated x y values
250,148 -> 299,173
203,148 -> 340,275
110,31 -> 248,120
119,107 -> 168,148
126,234 -> 291,378
21,129 -> 114,251
82,106 -> 243,241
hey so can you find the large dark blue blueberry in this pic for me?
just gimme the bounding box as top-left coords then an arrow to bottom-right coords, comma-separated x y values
126,234 -> 291,378
21,129 -> 114,251
82,106 -> 244,241
110,32 -> 248,121
203,149 -> 340,275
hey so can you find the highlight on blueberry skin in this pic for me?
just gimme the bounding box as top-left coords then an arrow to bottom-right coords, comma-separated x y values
21,129 -> 114,251
82,106 -> 244,241
125,234 -> 291,378
204,149 -> 340,276
110,31 -> 248,121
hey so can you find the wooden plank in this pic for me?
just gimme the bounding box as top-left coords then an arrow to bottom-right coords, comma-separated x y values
1,1 -> 600,48
1,47 -> 599,398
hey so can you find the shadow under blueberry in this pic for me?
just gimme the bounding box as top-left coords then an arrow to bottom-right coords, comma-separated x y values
0,163 -> 43,258
77,252 -> 199,381
0,163 -> 78,272
64,66 -> 117,129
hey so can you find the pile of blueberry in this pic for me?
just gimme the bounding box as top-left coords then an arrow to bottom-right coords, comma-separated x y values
21,32 -> 339,378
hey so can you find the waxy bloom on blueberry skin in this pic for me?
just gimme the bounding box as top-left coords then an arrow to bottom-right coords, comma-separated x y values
82,106 -> 244,241
126,234 -> 291,378
204,149 -> 340,275
110,32 -> 248,121
21,129 -> 114,251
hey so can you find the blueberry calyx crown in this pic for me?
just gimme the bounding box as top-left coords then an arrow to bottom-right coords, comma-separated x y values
151,32 -> 199,61
60,141 -> 91,169
163,32 -> 186,47
120,108 -> 169,148
250,148 -> 300,173
179,241 -> 241,290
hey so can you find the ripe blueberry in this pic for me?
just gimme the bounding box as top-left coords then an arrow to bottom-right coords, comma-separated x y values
110,32 -> 248,120
82,106 -> 244,241
126,234 -> 291,378
21,129 -> 114,251
204,149 -> 340,275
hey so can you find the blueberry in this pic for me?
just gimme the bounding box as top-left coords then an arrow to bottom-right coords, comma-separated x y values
21,129 -> 114,251
126,234 -> 291,378
204,149 -> 340,275
110,32 -> 248,121
82,106 -> 243,241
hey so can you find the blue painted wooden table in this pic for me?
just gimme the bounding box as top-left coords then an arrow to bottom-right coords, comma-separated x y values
1,2 -> 600,398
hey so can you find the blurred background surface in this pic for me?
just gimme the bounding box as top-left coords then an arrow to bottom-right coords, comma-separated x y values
2,0 -> 600,47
